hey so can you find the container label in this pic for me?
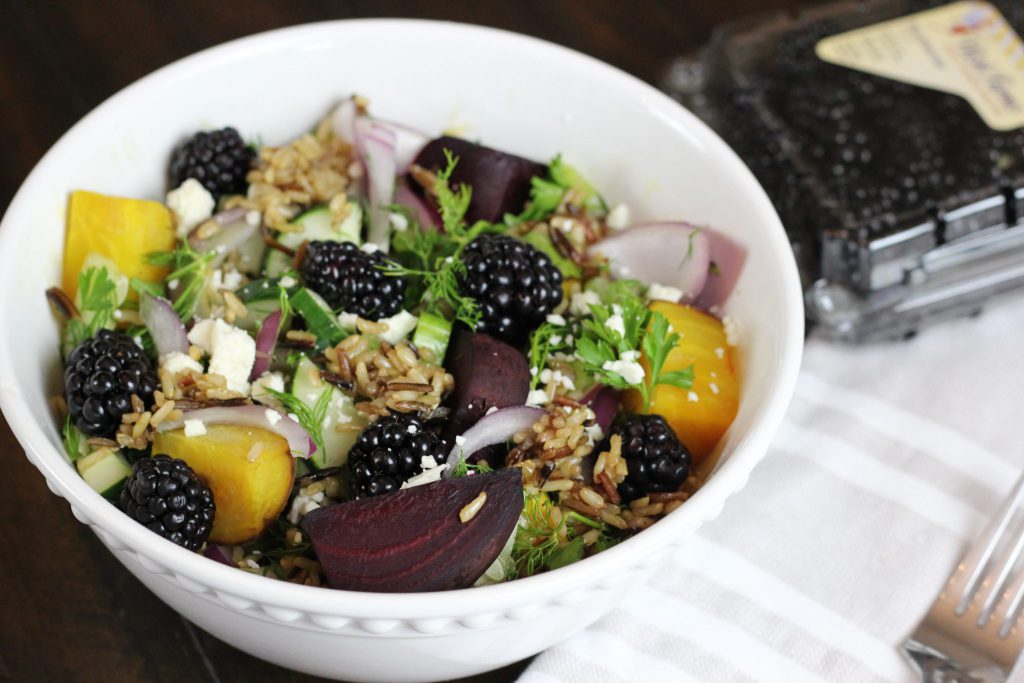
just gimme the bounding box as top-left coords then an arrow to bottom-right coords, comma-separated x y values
816,1 -> 1024,131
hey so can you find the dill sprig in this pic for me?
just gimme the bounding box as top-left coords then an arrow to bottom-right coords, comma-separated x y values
508,492 -> 616,579
263,386 -> 333,456
384,149 -> 504,328
146,240 -> 216,321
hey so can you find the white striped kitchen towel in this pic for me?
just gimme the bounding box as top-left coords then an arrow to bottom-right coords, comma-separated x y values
521,293 -> 1024,683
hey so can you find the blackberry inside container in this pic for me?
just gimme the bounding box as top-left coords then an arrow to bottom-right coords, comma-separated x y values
668,0 -> 1024,341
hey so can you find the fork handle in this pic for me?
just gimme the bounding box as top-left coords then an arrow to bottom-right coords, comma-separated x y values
905,640 -> 1004,683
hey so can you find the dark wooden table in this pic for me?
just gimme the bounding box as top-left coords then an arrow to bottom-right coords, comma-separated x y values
0,2 -> 804,681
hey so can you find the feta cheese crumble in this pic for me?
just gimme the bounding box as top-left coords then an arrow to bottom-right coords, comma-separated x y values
251,371 -> 286,408
723,316 -> 739,346
647,282 -> 684,303
159,351 -> 204,377
187,318 -> 256,394
400,457 -> 448,489
166,179 -> 215,238
526,389 -> 550,407
602,359 -> 645,385
546,313 -> 566,326
376,310 -> 418,345
183,419 -> 207,437
605,313 -> 626,339
278,275 -> 297,288
569,290 -> 601,317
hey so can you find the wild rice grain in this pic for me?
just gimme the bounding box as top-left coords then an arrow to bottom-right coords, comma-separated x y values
459,492 -> 487,523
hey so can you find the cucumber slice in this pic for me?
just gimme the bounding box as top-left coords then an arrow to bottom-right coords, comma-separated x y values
77,449 -> 132,500
265,203 -> 363,277
290,288 -> 346,348
291,357 -> 367,469
412,312 -> 452,361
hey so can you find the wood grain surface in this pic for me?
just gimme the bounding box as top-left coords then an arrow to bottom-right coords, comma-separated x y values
0,1 -> 804,681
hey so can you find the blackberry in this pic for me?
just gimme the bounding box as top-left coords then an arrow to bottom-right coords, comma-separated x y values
348,414 -> 446,498
120,455 -> 215,551
459,234 -> 563,345
64,330 -> 158,438
605,414 -> 690,503
169,127 -> 254,200
300,241 -> 406,319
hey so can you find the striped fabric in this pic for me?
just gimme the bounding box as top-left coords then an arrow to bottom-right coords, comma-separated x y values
521,294 -> 1024,682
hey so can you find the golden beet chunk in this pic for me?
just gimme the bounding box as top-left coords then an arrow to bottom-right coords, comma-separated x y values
153,425 -> 295,545
626,301 -> 739,465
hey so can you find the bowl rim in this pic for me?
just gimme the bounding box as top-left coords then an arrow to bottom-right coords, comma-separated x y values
0,18 -> 804,619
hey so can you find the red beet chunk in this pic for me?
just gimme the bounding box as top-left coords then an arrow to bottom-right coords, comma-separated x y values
443,330 -> 530,441
302,468 -> 523,592
413,136 -> 547,223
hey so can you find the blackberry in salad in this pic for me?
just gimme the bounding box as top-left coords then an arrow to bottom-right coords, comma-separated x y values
47,96 -> 745,592
169,127 -> 254,200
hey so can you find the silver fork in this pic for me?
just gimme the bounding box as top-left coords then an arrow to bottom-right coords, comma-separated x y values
903,473 -> 1024,682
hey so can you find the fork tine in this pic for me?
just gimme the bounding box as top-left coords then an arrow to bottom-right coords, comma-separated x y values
997,563 -> 1024,639
954,472 -> 1024,615
977,522 -> 1024,627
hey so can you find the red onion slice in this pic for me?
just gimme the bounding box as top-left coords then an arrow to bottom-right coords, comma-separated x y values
329,98 -> 359,143
394,181 -> 440,230
590,222 -> 710,301
139,293 -> 189,357
248,309 -> 282,381
693,229 -> 748,311
583,385 -> 620,432
189,214 -> 259,267
444,406 -> 546,472
356,119 -> 398,252
157,405 -> 315,459
204,544 -> 234,566
373,118 -> 429,173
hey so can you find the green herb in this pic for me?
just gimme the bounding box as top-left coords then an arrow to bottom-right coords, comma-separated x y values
680,227 -> 704,268
64,267 -> 122,348
383,149 -> 503,328
284,349 -> 307,370
505,155 -> 604,225
641,312 -> 695,403
263,387 -> 333,456
509,492 -> 617,579
129,277 -> 164,299
450,458 -> 494,478
62,414 -> 83,462
573,282 -> 693,410
146,241 -> 216,320
527,321 -> 574,390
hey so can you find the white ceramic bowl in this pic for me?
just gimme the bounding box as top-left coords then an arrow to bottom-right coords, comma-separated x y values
0,19 -> 803,683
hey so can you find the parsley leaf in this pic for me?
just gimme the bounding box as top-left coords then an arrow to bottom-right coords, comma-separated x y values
263,387 -> 332,457
572,281 -> 693,409
639,311 -> 694,409
62,414 -> 84,462
527,321 -> 573,390
64,267 -> 122,349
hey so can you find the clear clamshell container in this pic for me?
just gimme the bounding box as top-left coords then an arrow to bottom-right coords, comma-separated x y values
665,0 -> 1024,341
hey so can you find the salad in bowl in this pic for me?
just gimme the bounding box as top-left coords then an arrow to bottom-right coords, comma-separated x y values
48,96 -> 746,593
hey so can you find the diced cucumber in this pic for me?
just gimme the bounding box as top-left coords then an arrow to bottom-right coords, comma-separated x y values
265,203 -> 363,277
77,449 -> 132,501
412,311 -> 452,361
290,288 -> 346,348
291,356 -> 367,469
521,228 -> 583,279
